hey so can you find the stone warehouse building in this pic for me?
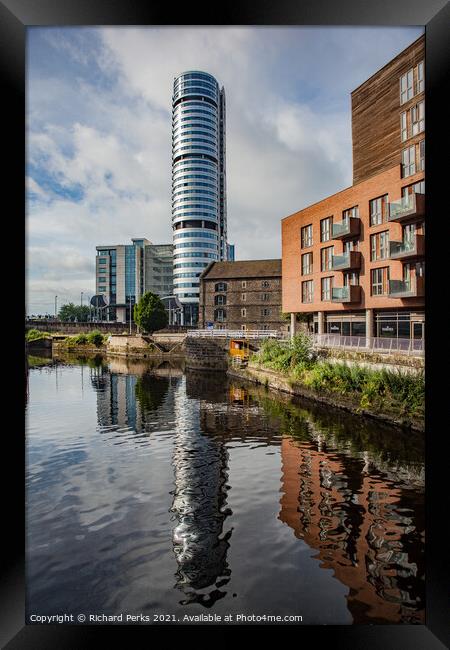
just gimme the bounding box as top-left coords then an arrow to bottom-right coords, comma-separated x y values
282,35 -> 425,343
199,260 -> 287,332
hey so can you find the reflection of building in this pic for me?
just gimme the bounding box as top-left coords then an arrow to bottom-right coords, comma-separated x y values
278,436 -> 425,623
90,362 -> 172,434
170,375 -> 232,605
95,239 -> 173,323
199,259 -> 287,332
282,36 -> 425,341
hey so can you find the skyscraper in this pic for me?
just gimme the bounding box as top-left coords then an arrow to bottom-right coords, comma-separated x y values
172,71 -> 228,326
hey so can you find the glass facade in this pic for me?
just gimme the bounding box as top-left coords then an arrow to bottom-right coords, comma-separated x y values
172,71 -> 228,325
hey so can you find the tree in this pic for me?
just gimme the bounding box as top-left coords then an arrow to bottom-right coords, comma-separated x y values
133,292 -> 168,333
58,303 -> 91,322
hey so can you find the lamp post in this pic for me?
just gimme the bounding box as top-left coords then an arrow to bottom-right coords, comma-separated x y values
55,295 -> 58,319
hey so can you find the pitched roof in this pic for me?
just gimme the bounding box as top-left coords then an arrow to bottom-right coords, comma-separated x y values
201,259 -> 281,280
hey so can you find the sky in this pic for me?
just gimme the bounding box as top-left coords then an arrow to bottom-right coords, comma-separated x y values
26,25 -> 423,315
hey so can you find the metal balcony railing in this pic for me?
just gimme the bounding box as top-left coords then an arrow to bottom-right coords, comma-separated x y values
331,285 -> 361,303
331,250 -> 361,271
389,234 -> 424,260
388,192 -> 424,222
312,333 -> 424,356
332,217 -> 360,239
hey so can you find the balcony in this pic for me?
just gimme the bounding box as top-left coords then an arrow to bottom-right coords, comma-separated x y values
389,234 -> 425,260
331,250 -> 361,271
331,285 -> 362,303
388,276 -> 425,298
332,217 -> 361,240
388,192 -> 425,223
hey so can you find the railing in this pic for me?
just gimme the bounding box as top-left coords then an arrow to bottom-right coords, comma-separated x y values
389,238 -> 416,257
331,285 -> 361,303
312,333 -> 424,356
188,329 -> 281,339
388,192 -> 424,221
331,250 -> 361,271
332,217 -> 360,239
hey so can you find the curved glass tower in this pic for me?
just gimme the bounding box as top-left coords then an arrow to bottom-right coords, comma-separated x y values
172,71 -> 227,325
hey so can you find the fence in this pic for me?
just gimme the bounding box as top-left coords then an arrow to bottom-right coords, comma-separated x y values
311,333 -> 424,356
188,329 -> 281,339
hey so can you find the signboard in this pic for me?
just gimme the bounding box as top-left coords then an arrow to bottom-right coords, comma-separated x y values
206,322 -> 214,330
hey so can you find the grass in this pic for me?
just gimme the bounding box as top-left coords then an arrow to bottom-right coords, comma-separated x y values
252,333 -> 424,421
26,329 -> 51,342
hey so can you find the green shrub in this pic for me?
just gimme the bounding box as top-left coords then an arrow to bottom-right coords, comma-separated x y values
87,330 -> 104,347
73,333 -> 88,345
26,329 -> 50,342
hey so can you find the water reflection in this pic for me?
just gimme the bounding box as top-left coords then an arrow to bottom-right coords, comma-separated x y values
171,373 -> 232,606
26,356 -> 424,623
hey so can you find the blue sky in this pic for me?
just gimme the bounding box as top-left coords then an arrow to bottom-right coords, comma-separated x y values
26,26 -> 423,314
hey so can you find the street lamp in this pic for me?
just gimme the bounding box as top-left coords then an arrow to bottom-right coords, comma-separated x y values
55,295 -> 58,319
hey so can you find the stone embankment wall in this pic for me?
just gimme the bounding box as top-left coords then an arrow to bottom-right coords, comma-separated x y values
107,334 -> 186,358
184,337 -> 228,371
227,364 -> 424,432
316,347 -> 424,373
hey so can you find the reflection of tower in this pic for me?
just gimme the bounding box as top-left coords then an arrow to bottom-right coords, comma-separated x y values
278,432 -> 425,623
170,375 -> 232,606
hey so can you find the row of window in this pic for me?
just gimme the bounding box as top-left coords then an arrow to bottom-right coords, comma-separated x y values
173,251 -> 218,259
213,308 -> 273,321
300,262 -> 423,302
213,280 -> 272,291
174,241 -> 217,250
174,261 -> 210,270
399,60 -> 424,105
213,293 -> 272,305
300,181 -> 425,249
174,230 -> 218,240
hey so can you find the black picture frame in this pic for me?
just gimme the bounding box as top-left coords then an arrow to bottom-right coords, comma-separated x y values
2,0 -> 449,647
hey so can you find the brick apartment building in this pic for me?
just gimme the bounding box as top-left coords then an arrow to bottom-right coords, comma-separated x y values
199,260 -> 286,332
282,35 -> 425,342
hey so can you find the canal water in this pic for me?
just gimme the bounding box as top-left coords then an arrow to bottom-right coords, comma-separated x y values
26,354 -> 425,625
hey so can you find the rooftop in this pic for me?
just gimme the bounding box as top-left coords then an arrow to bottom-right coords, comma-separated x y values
201,259 -> 281,280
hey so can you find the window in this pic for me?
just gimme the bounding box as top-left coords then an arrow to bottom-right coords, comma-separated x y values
342,206 -> 358,223
98,286 -> 107,293
369,195 -> 388,225
241,325 -> 247,331
241,281 -> 247,289
400,111 -> 408,142
321,277 -> 333,301
301,252 -> 313,275
320,217 -> 332,242
98,269 -> 107,275
416,60 -> 424,94
241,308 -> 247,317
343,240 -> 358,253
371,267 -> 389,296
302,280 -> 313,303
261,308 -> 271,316
419,140 -> 425,171
400,68 -> 414,104
402,180 -> 425,197
401,100 -> 425,141
301,224 -> 313,248
241,293 -> 246,301
343,272 -> 359,286
411,100 -> 425,136
261,293 -> 270,301
402,141 -> 424,177
214,309 -> 226,322
403,223 -> 416,245
370,231 -> 390,261
262,280 -> 270,288
98,258 -> 107,265
214,294 -> 226,305
321,246 -> 334,271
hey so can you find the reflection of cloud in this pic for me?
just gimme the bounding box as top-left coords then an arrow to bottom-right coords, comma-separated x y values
27,26 -> 423,313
